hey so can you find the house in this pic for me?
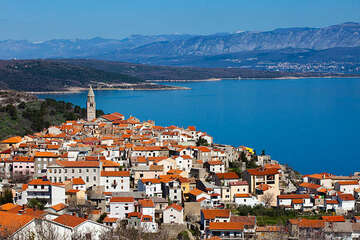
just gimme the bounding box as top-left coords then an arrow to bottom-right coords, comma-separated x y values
132,165 -> 164,185
34,151 -> 59,177
162,179 -> 182,203
243,167 -> 280,206
288,218 -> 325,239
47,160 -> 100,188
206,222 -> 244,240
47,203 -> 68,215
201,209 -> 231,231
229,181 -> 249,202
277,194 -> 313,210
138,199 -> 155,220
127,212 -> 158,233
71,177 -> 86,191
26,179 -> 65,207
49,214 -> 111,240
0,211 -> 36,239
338,193 -> 355,211
138,179 -> 162,197
335,181 -> 359,194
163,203 -> 184,224
108,197 -> 135,219
12,156 -> 34,177
100,171 -> 130,192
234,194 -> 261,207
215,172 -> 240,186
205,161 -> 225,173
325,199 -> 339,211
188,188 -> 210,203
174,155 -> 193,173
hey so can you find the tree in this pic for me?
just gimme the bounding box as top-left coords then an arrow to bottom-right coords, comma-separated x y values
0,188 -> 13,204
196,137 -> 209,146
261,149 -> 266,156
27,198 -> 45,210
261,192 -> 275,208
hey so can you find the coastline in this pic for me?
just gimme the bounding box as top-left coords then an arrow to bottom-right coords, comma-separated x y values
28,85 -> 191,95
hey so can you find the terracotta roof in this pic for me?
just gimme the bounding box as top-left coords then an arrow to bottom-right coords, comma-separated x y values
338,194 -> 355,201
1,136 -> 22,144
256,184 -> 272,191
189,188 -> 206,196
196,146 -> 211,152
337,180 -> 359,185
101,171 -> 130,177
202,209 -> 230,220
290,218 -> 325,228
0,203 -> 18,211
34,152 -> 59,157
216,172 -> 239,180
321,216 -> 345,222
208,222 -> 244,230
207,160 -> 224,165
110,197 -> 135,203
28,179 -> 51,185
278,194 -> 310,199
127,212 -> 142,218
72,177 -> 85,185
326,199 -> 339,204
0,211 -> 34,236
50,203 -> 67,212
141,178 -> 161,184
299,182 -> 322,189
247,168 -> 279,176
234,194 -> 252,198
103,217 -> 118,223
229,181 -> 248,186
56,160 -> 99,168
292,199 -> 304,204
165,203 -> 183,211
67,189 -> 80,194
256,226 -> 281,232
53,214 -> 86,228
230,216 -> 256,226
139,199 -> 155,208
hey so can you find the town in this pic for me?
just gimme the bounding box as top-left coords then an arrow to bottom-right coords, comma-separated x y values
0,86 -> 360,240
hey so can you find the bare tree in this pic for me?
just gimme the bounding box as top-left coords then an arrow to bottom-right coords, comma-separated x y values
261,192 -> 275,208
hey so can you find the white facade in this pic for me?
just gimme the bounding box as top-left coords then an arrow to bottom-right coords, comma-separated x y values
109,198 -> 135,219
163,205 -> 184,224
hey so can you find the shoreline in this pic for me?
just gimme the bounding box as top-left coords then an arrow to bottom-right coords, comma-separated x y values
28,86 -> 191,95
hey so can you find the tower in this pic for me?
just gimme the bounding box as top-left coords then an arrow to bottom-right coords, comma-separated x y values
87,85 -> 96,121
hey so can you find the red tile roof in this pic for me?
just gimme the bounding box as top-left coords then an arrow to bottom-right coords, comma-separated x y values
165,203 -> 183,212
247,168 -> 279,176
202,209 -> 230,220
101,171 -> 130,177
72,177 -> 85,185
338,194 -> 355,201
209,222 -> 244,230
56,160 -> 99,168
139,199 -> 155,208
53,214 -> 86,228
321,216 -> 345,222
278,194 -> 310,199
50,203 -> 67,212
28,179 -> 51,185
216,172 -> 239,180
110,197 -> 134,203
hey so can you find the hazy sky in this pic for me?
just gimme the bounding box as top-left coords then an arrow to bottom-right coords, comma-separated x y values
1,0 -> 360,41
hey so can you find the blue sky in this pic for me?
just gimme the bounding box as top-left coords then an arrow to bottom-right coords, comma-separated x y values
1,0 -> 360,41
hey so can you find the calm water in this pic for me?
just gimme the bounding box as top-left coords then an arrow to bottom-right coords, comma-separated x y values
38,78 -> 360,175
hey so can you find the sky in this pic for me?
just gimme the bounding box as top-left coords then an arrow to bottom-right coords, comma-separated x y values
1,0 -> 360,41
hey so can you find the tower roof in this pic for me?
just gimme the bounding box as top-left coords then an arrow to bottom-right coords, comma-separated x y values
88,85 -> 95,97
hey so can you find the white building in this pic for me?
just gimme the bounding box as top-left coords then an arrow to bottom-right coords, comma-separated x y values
109,197 -> 135,219
234,194 -> 262,207
26,179 -> 65,207
100,171 -> 130,192
338,194 -> 355,211
175,155 -> 193,173
163,203 -> 184,224
138,179 -> 162,197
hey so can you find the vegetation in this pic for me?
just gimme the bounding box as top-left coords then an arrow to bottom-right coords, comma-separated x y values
27,198 -> 46,210
0,189 -> 13,204
97,213 -> 107,223
0,96 -> 104,140
234,205 -> 330,226
0,60 -> 142,92
196,137 -> 209,146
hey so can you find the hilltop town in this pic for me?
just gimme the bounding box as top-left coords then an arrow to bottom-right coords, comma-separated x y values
1,87 -> 360,240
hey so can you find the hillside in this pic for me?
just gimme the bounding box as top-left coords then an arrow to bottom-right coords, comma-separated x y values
0,91 -> 104,140
60,59 -> 344,81
0,60 -> 142,92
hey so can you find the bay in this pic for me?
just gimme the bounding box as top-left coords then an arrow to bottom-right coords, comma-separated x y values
38,78 -> 360,175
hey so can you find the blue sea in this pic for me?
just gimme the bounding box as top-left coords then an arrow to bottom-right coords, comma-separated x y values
38,78 -> 360,175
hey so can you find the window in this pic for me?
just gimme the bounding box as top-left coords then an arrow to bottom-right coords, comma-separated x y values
41,185 -> 44,189
79,169 -> 82,173
34,185 -> 37,189
125,207 -> 128,210
140,174 -> 144,178
64,169 -> 67,173
93,169 -> 96,173
86,176 -> 89,182
59,169 -> 61,174
86,169 -> 89,173
54,169 -> 56,173
93,176 -> 96,181
72,169 -> 75,173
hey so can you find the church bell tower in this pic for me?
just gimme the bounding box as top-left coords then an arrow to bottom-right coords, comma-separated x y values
87,85 -> 96,121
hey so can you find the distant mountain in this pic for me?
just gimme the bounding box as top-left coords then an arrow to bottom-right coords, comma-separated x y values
93,22 -> 360,60
0,22 -> 359,61
0,34 -> 197,59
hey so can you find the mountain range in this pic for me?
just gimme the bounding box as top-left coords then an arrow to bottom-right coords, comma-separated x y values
1,22 -> 360,72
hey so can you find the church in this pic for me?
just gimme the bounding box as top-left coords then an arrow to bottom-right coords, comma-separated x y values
87,85 -> 96,121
